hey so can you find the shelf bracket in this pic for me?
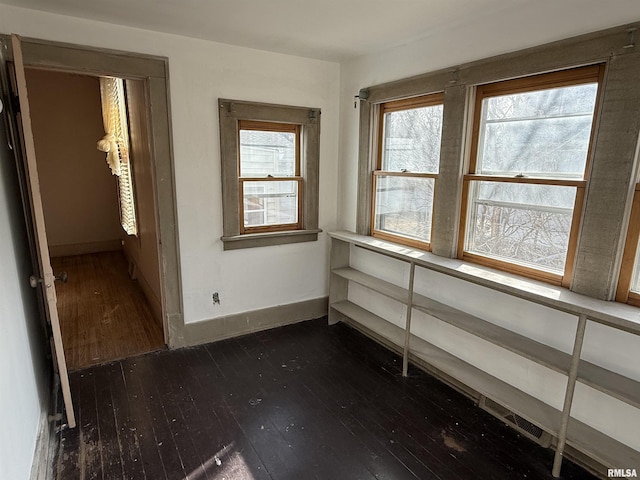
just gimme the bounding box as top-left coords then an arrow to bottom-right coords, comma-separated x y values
402,262 -> 416,377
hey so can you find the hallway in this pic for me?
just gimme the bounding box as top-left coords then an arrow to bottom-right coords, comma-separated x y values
52,251 -> 164,370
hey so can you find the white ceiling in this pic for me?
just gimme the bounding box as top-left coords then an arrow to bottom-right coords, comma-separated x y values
2,0 -> 640,61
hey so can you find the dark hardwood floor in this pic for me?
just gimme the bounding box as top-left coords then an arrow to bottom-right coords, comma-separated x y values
55,318 -> 596,480
52,251 -> 165,370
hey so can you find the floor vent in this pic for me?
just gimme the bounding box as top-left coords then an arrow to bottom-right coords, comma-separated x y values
479,396 -> 552,448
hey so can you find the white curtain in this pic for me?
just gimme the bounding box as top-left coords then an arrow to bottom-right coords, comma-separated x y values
97,77 -> 129,176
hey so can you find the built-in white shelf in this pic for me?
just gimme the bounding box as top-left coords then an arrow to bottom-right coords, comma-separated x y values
567,418 -> 640,472
330,230 -> 640,335
412,294 -> 640,409
409,332 -> 639,470
328,231 -> 640,478
335,264 -> 640,409
332,267 -> 408,303
331,300 -> 405,348
333,298 -> 640,471
578,362 -> 640,410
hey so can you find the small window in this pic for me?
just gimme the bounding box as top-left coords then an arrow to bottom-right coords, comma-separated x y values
98,76 -> 137,236
218,99 -> 320,250
239,121 -> 302,233
372,94 -> 444,250
459,65 -> 603,285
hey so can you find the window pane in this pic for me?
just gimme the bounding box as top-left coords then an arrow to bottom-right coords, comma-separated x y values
631,241 -> 640,293
239,129 -> 296,177
382,104 -> 443,173
465,181 -> 577,273
374,176 -> 435,243
477,83 -> 598,177
243,180 -> 298,228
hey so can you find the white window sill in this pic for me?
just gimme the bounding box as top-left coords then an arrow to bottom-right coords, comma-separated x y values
329,230 -> 640,333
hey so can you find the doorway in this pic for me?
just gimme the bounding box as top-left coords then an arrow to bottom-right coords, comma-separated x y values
25,67 -> 165,370
3,35 -> 183,426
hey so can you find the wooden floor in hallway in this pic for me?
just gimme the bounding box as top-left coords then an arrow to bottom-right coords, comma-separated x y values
52,251 -> 165,371
54,318 -> 596,480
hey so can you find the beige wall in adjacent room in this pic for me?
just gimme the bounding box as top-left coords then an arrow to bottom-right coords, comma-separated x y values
25,68 -> 122,256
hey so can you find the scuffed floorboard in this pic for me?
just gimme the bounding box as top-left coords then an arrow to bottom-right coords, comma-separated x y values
52,252 -> 165,371
55,318 -> 596,479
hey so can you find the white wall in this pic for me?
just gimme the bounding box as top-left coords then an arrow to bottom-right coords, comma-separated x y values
0,4 -> 341,325
0,89 -> 49,479
3,2 -> 639,474
338,7 -> 640,452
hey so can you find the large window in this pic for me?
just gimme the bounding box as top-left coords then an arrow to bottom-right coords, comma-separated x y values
218,99 -> 321,250
459,66 -> 603,285
372,94 -> 444,250
357,27 -> 640,296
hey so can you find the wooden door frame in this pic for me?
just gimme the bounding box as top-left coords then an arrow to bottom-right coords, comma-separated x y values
0,35 -> 185,348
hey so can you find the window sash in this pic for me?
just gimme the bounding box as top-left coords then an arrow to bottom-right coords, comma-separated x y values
616,184 -> 640,305
459,66 -> 602,285
468,65 -> 602,179
372,93 -> 444,250
475,95 -> 597,179
371,173 -> 437,249
239,177 -> 303,234
460,178 -> 585,285
377,94 -> 444,174
238,120 -> 300,177
460,179 -> 586,288
237,120 -> 302,234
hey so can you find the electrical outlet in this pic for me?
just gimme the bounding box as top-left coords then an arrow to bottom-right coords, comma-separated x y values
212,292 -> 220,305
